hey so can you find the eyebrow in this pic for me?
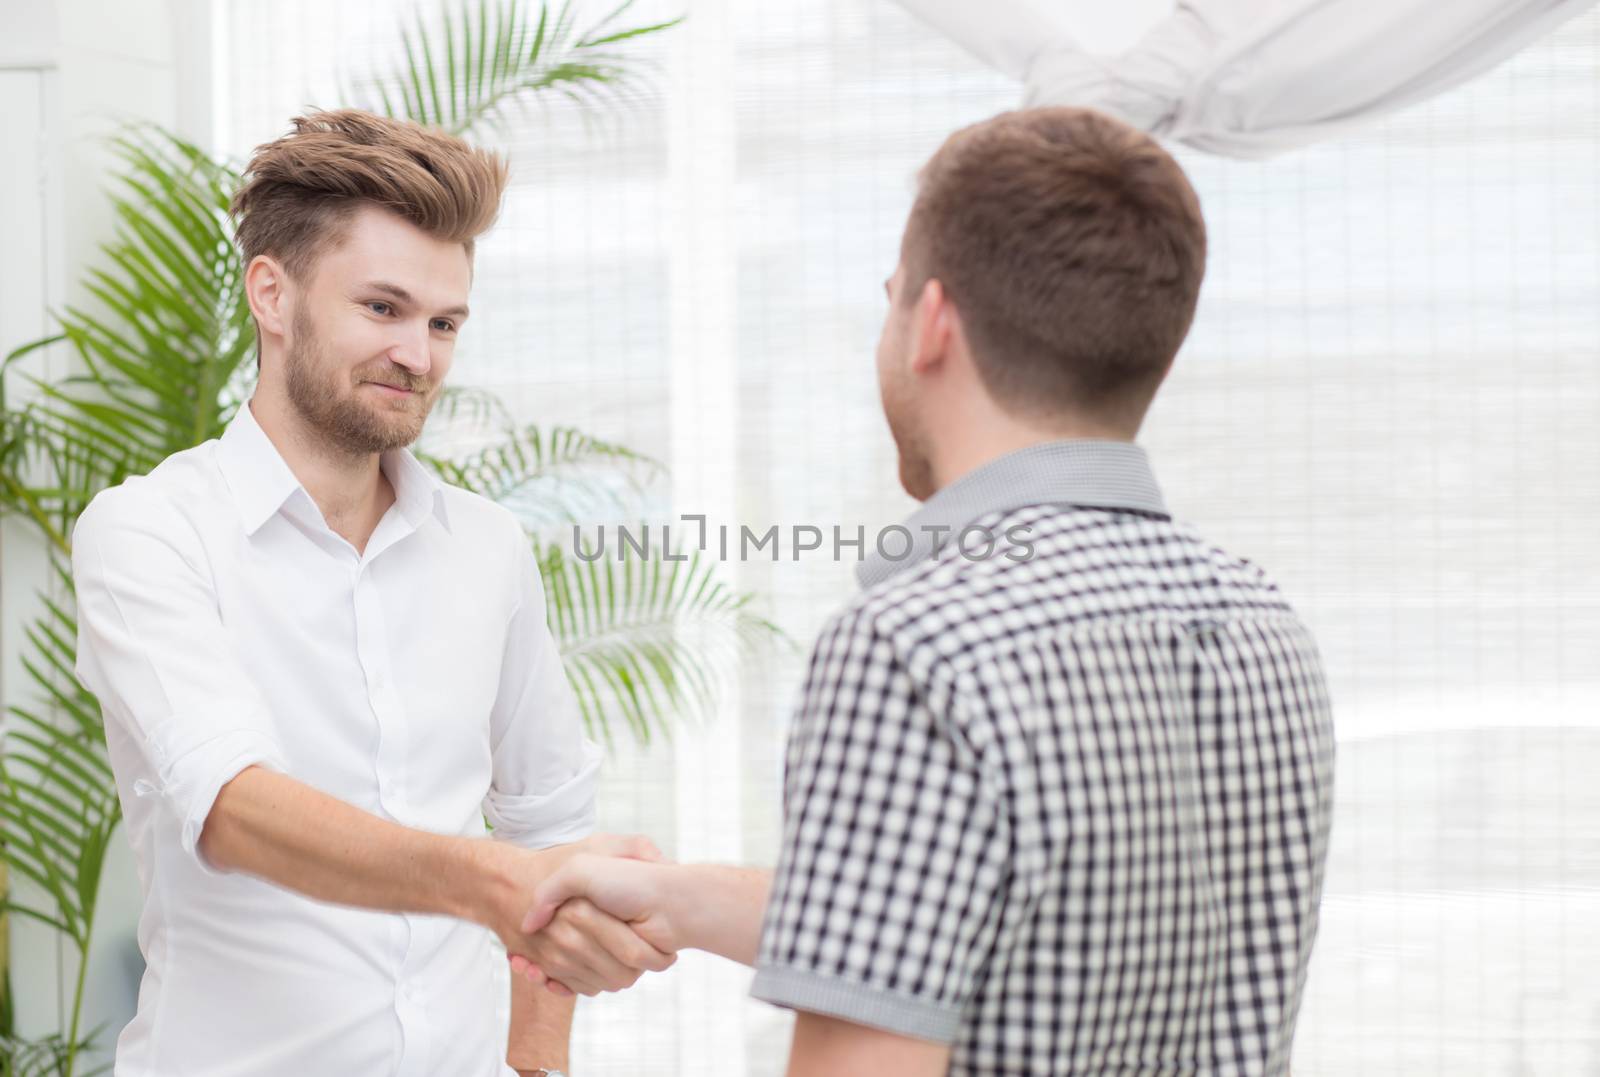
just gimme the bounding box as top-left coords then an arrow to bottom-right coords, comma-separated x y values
363,281 -> 470,319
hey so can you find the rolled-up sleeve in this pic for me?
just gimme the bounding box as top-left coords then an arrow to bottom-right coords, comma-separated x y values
481,522 -> 601,849
70,485 -> 288,875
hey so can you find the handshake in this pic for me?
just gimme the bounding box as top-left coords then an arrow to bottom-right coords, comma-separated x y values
476,833 -> 692,998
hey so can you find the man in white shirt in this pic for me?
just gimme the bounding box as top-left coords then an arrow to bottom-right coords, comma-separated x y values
69,109 -> 670,1076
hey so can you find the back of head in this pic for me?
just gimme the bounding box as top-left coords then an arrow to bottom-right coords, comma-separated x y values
903,106 -> 1207,428
230,107 -> 509,308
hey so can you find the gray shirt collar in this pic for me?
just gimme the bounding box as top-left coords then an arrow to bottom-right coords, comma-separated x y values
856,439 -> 1168,590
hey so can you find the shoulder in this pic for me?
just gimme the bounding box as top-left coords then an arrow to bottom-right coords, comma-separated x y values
430,481 -> 544,599
804,574 -> 952,703
72,443 -> 218,552
435,480 -> 525,545
845,502 -> 1298,666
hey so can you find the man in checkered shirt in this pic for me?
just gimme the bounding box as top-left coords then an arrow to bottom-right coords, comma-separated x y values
516,106 -> 1336,1076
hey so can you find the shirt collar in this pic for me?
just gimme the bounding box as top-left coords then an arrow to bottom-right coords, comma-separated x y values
216,397 -> 451,538
856,438 -> 1167,590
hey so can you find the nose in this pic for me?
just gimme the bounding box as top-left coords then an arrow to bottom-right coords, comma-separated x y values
384,325 -> 433,378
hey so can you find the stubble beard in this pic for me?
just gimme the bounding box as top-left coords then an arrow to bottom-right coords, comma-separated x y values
883,383 -> 935,502
284,305 -> 431,457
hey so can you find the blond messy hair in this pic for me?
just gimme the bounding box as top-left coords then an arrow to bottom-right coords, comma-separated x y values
230,107 -> 509,285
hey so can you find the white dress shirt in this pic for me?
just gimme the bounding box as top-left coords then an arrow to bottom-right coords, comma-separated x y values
70,397 -> 601,1077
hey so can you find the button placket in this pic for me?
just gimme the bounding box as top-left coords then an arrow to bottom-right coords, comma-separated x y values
392,914 -> 432,1077
354,564 -> 409,823
363,557 -> 426,1076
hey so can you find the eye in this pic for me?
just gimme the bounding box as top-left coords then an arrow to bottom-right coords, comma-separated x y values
367,301 -> 393,316
431,319 -> 457,334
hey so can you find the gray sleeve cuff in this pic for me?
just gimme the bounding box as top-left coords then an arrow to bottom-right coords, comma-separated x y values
749,965 -> 961,1044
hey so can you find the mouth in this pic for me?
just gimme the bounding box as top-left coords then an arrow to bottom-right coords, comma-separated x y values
365,382 -> 417,397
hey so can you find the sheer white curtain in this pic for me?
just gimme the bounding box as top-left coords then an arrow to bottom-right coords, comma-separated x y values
222,2 -> 1600,1073
894,0 -> 1600,155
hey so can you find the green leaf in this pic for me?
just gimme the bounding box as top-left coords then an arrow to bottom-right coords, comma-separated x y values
420,421 -> 660,529
532,537 -> 791,743
351,0 -> 680,140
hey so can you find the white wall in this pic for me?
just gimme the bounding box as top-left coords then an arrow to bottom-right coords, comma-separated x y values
1,0 -> 217,1065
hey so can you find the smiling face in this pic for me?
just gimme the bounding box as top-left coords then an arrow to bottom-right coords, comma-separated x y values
278,202 -> 473,455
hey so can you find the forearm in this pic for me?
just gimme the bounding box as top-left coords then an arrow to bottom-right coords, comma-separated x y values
508,965 -> 574,1074
666,864 -> 773,966
198,764 -> 511,926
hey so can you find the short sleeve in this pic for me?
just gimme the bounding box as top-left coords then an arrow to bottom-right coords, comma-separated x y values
70,486 -> 288,876
481,522 -> 601,850
750,606 -> 1010,1043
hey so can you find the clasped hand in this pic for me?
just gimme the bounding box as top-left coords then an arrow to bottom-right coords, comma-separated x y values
489,834 -> 678,998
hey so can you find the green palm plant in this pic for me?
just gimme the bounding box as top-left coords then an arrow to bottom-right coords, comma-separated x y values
0,3 -> 778,1073
0,565 -> 116,1077
350,0 -> 676,138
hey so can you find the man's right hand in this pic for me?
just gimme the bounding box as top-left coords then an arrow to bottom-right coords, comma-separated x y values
195,767 -> 674,997
509,852 -> 685,996
523,853 -> 683,950
473,834 -> 678,996
517,859 -> 775,983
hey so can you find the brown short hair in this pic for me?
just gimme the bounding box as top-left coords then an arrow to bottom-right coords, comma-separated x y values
230,108 -> 510,284
902,107 -> 1206,421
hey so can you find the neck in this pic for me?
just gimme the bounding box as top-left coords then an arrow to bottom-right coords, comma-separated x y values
246,387 -> 393,537
926,411 -> 1135,496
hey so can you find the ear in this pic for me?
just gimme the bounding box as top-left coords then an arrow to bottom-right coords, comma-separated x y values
244,255 -> 291,339
907,276 -> 953,377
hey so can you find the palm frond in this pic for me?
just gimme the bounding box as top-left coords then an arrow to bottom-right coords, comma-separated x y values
0,1022 -> 110,1077
0,566 -> 119,1077
347,0 -> 681,140
0,124 -> 247,545
420,383 -> 519,448
60,127 -> 247,451
0,1032 -> 77,1077
420,423 -> 661,528
0,402 -> 142,551
0,561 -> 119,956
537,539 -> 790,746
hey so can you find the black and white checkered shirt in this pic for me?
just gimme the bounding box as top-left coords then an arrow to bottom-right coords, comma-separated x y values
751,440 -> 1336,1076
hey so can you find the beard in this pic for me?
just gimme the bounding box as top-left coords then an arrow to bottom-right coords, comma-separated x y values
283,304 -> 432,456
880,373 -> 936,502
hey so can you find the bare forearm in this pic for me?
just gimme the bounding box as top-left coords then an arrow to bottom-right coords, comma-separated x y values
198,764 -> 509,925
508,966 -> 574,1074
666,864 -> 773,966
